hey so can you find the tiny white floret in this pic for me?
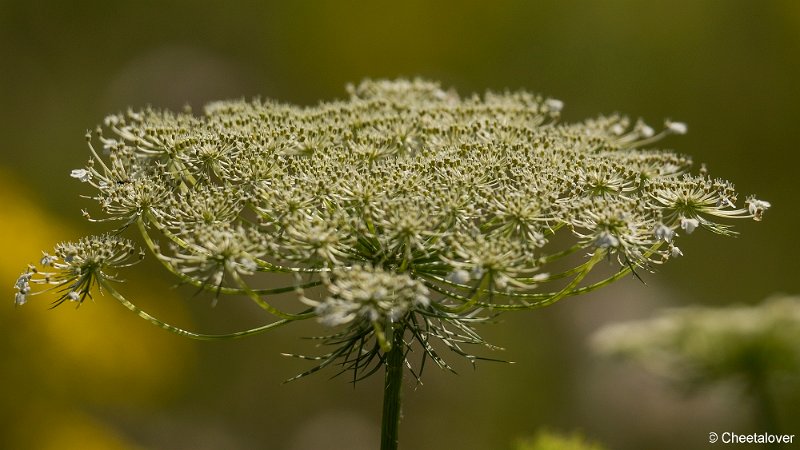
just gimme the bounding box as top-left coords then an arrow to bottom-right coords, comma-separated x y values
611,124 -> 626,136
654,223 -> 675,242
40,252 -> 55,266
665,120 -> 688,135
448,269 -> 471,284
70,169 -> 91,182
747,198 -> 771,221
545,99 -> 564,113
595,232 -> 620,248
638,122 -> 655,138
680,217 -> 699,234
531,273 -> 550,282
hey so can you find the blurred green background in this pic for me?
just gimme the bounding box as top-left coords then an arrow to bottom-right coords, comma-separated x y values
2,1 -> 798,449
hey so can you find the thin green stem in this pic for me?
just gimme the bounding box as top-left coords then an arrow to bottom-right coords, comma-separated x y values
750,373 -> 780,450
141,212 -> 324,274
228,269 -> 315,320
422,250 -> 606,312
381,326 -> 405,450
99,278 -> 299,340
136,218 -> 322,295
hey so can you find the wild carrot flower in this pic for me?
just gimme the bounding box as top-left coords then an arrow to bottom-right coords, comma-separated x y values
16,78 -> 769,449
17,78 -> 769,371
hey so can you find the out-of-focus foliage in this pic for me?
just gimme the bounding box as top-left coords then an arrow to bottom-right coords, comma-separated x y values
514,429 -> 608,450
593,296 -> 800,387
592,296 -> 800,437
0,169 -> 195,449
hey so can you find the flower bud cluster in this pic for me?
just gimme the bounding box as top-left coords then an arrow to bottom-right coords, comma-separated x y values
309,264 -> 430,327
16,235 -> 143,307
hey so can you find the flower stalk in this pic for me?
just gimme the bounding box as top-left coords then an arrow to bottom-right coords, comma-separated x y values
381,323 -> 406,450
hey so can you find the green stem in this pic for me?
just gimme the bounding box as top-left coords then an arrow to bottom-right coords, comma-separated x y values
750,374 -> 780,450
381,326 -> 405,450
99,278 -> 300,340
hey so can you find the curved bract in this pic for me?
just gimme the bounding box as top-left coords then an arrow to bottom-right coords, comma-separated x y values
16,79 -> 768,380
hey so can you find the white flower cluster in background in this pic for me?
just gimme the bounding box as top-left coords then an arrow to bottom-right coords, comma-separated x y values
592,296 -> 800,386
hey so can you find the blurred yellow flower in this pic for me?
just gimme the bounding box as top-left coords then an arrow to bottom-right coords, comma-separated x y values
0,169 -> 195,449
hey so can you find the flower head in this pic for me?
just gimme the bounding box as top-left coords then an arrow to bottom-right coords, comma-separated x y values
16,235 -> 143,307
19,79 -> 769,381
